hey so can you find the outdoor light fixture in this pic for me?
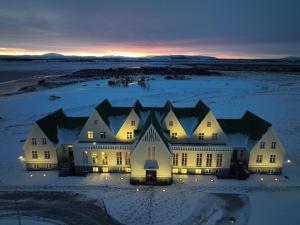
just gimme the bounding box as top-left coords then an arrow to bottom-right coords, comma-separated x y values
30,174 -> 33,177
260,178 -> 264,181
210,179 -> 214,182
162,189 -> 166,192
18,156 -> 25,161
136,188 -> 139,192
105,177 -> 108,180
287,159 -> 291,163
195,178 -> 198,182
274,178 -> 278,181
43,174 -> 46,177
120,177 -> 124,180
93,142 -> 96,145
179,178 -> 183,181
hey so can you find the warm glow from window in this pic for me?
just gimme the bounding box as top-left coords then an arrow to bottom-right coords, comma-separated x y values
125,167 -> 131,173
87,131 -> 94,139
102,167 -> 109,173
92,167 -> 99,173
195,169 -> 202,174
181,168 -> 187,174
172,168 -> 178,174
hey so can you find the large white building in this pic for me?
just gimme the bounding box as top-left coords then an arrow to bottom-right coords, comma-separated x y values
23,100 -> 285,184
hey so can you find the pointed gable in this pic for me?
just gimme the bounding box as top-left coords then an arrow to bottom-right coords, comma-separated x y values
137,110 -> 169,148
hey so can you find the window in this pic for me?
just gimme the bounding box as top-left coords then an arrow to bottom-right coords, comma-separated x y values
42,138 -> 47,145
116,152 -> 122,165
172,168 -> 179,174
205,169 -> 211,174
206,154 -> 212,167
195,169 -> 202,174
102,167 -> 108,173
125,167 -> 131,173
181,168 -> 187,174
171,132 -> 177,140
93,167 -> 99,173
152,146 -> 155,160
199,133 -> 204,140
216,169 -> 222,174
33,164 -> 39,169
87,131 -> 94,139
196,153 -> 202,166
92,153 -> 98,164
181,153 -> 187,166
46,164 -> 52,169
255,168 -> 261,173
127,132 -> 133,140
94,120 -> 98,125
101,152 -> 108,165
207,121 -> 211,127
216,154 -> 223,167
271,142 -> 277,149
82,152 -> 88,164
260,141 -> 265,149
212,133 -> 218,141
173,153 -> 179,166
44,151 -> 50,159
270,155 -> 276,163
169,121 -> 173,126
125,152 -> 130,165
32,138 -> 37,145
32,150 -> 38,159
131,120 -> 135,126
100,132 -> 106,139
256,155 -> 263,163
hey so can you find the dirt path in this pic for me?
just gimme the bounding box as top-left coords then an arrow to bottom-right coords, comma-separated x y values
0,191 -> 122,225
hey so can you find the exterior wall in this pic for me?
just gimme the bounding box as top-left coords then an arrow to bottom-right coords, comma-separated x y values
163,110 -> 188,142
130,125 -> 172,184
116,109 -> 140,142
191,111 -> 228,144
172,147 -> 232,175
78,110 -> 115,142
23,124 -> 58,170
73,143 -> 131,174
248,127 -> 285,174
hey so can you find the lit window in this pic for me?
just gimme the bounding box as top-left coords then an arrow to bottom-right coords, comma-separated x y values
270,155 -> 276,163
206,154 -> 212,167
32,150 -> 38,159
195,169 -> 201,174
92,153 -> 98,164
271,142 -> 277,149
212,133 -> 218,141
181,153 -> 187,166
101,152 -> 108,165
125,167 -> 131,173
181,168 -> 187,174
260,141 -> 265,149
100,132 -> 106,139
169,121 -> 173,126
87,131 -> 94,139
32,138 -> 37,145
173,153 -> 179,166
127,132 -> 133,140
116,152 -> 122,165
42,138 -> 47,145
207,121 -> 211,127
216,154 -> 223,167
44,151 -> 50,159
93,167 -> 99,173
102,167 -> 109,173
172,168 -> 179,174
199,133 -> 204,140
171,132 -> 177,140
256,155 -> 263,163
131,120 -> 135,126
196,153 -> 202,166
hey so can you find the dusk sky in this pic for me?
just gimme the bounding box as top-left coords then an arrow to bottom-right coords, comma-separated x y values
0,0 -> 299,58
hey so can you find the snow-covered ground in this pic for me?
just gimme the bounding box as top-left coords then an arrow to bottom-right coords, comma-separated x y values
0,72 -> 300,225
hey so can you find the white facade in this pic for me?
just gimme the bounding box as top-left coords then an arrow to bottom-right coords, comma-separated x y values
23,100 -> 286,184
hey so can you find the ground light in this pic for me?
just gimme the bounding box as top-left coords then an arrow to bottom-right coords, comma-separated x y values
30,174 -> 33,177
120,177 -> 124,180
274,178 -> 278,181
105,177 -> 108,180
287,159 -> 292,163
43,174 -> 46,177
210,179 -> 214,182
136,188 -> 139,192
260,178 -> 264,181
162,189 -> 166,192
179,178 -> 183,181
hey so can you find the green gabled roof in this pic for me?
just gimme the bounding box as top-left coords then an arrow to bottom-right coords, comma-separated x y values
36,109 -> 88,144
137,110 -> 169,148
218,111 -> 271,140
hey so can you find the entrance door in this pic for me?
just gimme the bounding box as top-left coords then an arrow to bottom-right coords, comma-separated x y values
146,170 -> 157,182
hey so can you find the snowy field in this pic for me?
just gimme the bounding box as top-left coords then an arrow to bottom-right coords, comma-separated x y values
0,72 -> 300,225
